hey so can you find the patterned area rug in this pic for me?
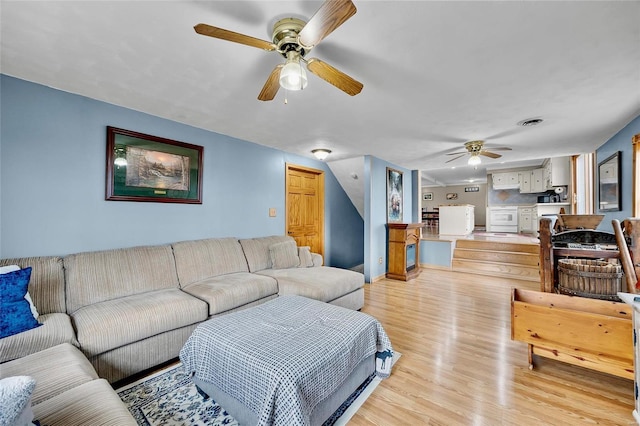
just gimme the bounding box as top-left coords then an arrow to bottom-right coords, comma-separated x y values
116,352 -> 400,426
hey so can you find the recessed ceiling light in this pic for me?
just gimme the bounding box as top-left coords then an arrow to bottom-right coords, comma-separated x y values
517,118 -> 544,127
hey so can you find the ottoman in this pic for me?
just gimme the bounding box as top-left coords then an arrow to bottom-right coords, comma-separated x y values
179,295 -> 393,426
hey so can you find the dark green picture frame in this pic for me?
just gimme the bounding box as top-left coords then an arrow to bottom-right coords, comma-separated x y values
106,126 -> 203,203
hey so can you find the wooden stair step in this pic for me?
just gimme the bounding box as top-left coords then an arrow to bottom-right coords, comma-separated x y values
452,259 -> 539,282
455,239 -> 539,254
453,248 -> 539,266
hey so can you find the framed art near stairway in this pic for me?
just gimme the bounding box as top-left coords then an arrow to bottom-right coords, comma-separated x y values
387,167 -> 403,223
106,126 -> 203,204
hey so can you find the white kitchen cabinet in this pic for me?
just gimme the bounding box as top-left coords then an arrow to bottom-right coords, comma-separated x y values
439,204 -> 475,235
544,156 -> 570,189
518,171 -> 531,193
531,168 -> 545,192
519,169 -> 545,193
518,207 -> 536,233
493,172 -> 519,189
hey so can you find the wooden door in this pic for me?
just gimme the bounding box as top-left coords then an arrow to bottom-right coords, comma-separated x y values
285,164 -> 324,258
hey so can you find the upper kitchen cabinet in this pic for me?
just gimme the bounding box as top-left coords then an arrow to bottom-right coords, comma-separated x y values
518,168 -> 545,193
543,156 -> 570,189
493,172 -> 520,189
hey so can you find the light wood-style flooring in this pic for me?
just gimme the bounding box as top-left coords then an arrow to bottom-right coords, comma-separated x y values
350,269 -> 635,425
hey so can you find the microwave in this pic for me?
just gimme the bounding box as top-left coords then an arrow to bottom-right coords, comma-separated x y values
537,195 -> 550,203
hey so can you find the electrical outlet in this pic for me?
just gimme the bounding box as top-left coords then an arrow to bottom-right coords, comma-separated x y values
378,257 -> 383,264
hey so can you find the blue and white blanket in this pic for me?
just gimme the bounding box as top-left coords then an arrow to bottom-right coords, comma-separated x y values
179,295 -> 393,426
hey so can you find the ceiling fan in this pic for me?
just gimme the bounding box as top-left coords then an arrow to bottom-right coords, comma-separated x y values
445,140 -> 512,165
194,0 -> 363,101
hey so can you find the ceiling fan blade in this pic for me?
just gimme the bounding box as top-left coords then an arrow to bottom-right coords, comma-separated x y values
446,151 -> 467,156
258,64 -> 283,101
298,0 -> 357,48
306,58 -> 363,96
488,147 -> 512,151
445,153 -> 467,163
194,23 -> 276,51
479,151 -> 502,159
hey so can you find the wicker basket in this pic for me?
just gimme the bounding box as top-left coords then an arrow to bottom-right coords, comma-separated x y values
557,259 -> 623,301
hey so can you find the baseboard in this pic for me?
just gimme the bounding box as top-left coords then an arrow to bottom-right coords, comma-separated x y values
368,273 -> 387,283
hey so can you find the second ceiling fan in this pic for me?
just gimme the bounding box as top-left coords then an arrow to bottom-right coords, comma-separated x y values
194,0 -> 363,101
446,140 -> 512,166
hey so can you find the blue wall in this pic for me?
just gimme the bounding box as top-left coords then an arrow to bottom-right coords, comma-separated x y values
363,156 -> 414,282
596,114 -> 640,231
420,240 -> 452,267
0,75 -> 363,268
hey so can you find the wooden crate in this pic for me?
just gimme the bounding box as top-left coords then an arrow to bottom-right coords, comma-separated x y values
511,288 -> 633,379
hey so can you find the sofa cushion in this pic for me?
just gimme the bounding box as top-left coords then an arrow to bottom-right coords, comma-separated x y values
0,265 -> 39,319
298,246 -> 314,268
71,288 -> 208,356
0,313 -> 79,363
0,343 -> 98,406
257,266 -> 364,303
0,267 -> 42,338
172,238 -> 249,287
180,272 -> 278,316
239,236 -> 295,272
64,244 -> 180,314
269,240 -> 300,269
33,379 -> 137,426
0,256 -> 66,315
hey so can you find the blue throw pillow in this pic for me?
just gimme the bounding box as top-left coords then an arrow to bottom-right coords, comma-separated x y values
0,267 -> 41,338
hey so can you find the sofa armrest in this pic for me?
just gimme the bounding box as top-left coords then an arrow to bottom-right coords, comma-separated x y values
311,253 -> 323,267
0,313 -> 79,363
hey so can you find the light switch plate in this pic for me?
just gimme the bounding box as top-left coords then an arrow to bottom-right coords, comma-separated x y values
269,208 -> 276,217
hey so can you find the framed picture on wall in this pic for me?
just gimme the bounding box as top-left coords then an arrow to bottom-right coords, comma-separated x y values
387,167 -> 403,223
598,151 -> 621,211
446,193 -> 458,200
106,126 -> 203,203
423,192 -> 433,201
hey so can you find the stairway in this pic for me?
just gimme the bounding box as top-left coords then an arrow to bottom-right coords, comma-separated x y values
452,239 -> 540,282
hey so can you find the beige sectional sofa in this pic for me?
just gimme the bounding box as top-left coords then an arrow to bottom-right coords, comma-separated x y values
0,235 -> 364,425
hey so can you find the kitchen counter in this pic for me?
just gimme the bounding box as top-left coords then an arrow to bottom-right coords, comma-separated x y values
487,203 -> 571,234
439,205 -> 475,235
534,202 -> 570,207
488,202 -> 570,208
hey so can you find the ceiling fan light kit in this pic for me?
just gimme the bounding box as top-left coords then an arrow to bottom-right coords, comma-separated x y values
312,148 -> 332,160
193,0 -> 362,101
279,51 -> 308,91
468,155 -> 482,166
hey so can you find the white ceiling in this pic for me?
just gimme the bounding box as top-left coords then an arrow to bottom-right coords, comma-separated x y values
2,1 -> 639,186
